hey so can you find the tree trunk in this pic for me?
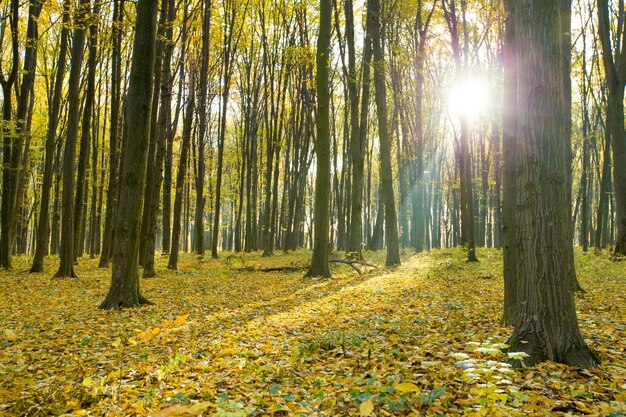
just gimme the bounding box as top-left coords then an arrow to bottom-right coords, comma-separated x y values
143,0 -> 176,277
306,0 -> 332,278
74,2 -> 99,261
99,0 -> 159,310
0,0 -> 20,269
32,0 -> 65,272
99,0 -> 125,267
597,0 -> 626,256
346,0 -> 370,258
167,75 -> 195,270
502,0 -> 519,326
55,0 -> 90,278
370,0 -> 400,266
505,0 -> 599,368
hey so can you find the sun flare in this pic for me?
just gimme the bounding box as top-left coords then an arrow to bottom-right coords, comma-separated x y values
447,78 -> 490,120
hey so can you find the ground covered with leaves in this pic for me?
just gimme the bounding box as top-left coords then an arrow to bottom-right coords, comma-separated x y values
0,248 -> 625,416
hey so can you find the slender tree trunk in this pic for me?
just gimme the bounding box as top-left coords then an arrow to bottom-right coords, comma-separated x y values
74,2 -> 100,261
55,0 -> 90,278
306,0 -> 332,277
0,0 -> 20,269
32,0 -> 66,272
143,0 -> 176,277
195,0 -> 212,255
597,0 -> 626,256
370,0 -> 400,266
99,0 -> 125,267
168,76 -> 195,269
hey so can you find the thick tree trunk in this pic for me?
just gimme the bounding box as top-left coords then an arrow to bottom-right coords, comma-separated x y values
505,0 -> 599,368
99,0 -> 159,310
502,0 -> 518,326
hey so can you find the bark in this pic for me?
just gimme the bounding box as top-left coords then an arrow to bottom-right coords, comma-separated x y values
139,0 -> 167,262
370,0 -> 400,266
346,0 -> 369,257
167,75 -> 195,270
306,0 -> 332,278
143,0 -> 176,277
597,0 -> 626,256
99,0 -> 125,267
502,0 -> 518,326
505,0 -> 599,368
55,0 -> 90,278
0,0 -> 20,269
32,0 -> 63,272
195,0 -> 212,255
74,2 -> 100,260
99,0 -> 159,310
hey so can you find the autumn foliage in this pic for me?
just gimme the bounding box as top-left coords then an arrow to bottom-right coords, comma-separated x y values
0,248 -> 625,416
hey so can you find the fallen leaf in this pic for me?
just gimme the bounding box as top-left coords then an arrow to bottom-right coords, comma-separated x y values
359,398 -> 374,416
394,382 -> 420,393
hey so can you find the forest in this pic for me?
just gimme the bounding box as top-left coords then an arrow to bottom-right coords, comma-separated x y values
1,0 -> 626,415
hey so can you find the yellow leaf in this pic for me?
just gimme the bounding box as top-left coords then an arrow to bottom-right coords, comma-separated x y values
82,377 -> 92,386
138,327 -> 160,342
3,329 -> 17,341
394,382 -> 420,393
152,405 -> 192,417
162,314 -> 190,328
359,398 -> 374,416
111,339 -> 121,348
172,313 -> 190,327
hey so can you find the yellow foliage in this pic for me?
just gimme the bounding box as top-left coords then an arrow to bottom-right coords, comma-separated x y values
0,249 -> 624,416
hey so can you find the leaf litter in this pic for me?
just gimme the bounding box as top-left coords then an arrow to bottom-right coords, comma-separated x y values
0,248 -> 624,416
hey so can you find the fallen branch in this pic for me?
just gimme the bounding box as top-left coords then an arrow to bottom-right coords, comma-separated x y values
329,259 -> 376,274
232,259 -> 376,274
232,266 -> 306,273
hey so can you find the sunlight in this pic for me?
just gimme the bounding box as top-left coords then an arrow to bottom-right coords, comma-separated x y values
447,77 -> 490,121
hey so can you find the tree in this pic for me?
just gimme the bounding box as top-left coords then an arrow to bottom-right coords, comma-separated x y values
55,0 -> 91,278
0,0 -> 19,269
442,0 -> 478,263
306,0 -> 332,278
195,0 -> 212,255
167,71 -> 195,270
345,0 -> 368,258
369,0 -> 400,266
99,0 -> 125,268
501,0 -> 518,325
99,0 -> 159,309
597,0 -> 626,256
504,0 -> 599,368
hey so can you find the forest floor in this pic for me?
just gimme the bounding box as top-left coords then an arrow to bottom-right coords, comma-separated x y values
0,248 -> 625,417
